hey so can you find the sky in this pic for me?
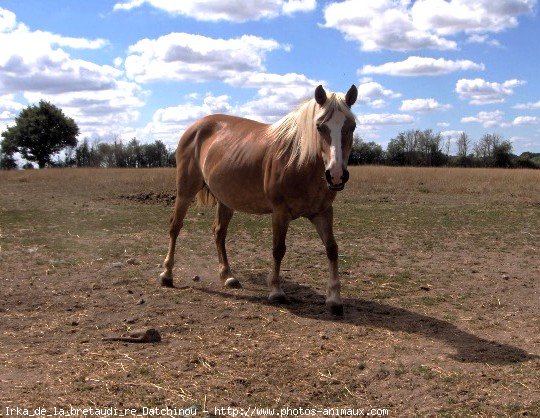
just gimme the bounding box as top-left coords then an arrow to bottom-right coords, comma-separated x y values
1,0 -> 539,156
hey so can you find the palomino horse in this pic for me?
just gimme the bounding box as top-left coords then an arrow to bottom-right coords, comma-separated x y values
160,85 -> 358,315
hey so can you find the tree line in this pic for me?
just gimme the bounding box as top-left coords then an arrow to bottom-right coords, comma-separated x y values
1,101 -> 538,169
348,130 -> 539,168
70,138 -> 174,168
0,101 -> 175,169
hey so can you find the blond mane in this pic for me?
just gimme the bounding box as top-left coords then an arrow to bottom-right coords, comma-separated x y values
268,91 -> 355,167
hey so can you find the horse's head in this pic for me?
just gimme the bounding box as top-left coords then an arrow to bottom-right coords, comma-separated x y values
314,84 -> 357,191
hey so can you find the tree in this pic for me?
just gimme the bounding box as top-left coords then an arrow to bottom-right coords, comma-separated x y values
349,135 -> 384,165
474,134 -> 512,167
0,136 -> 18,169
456,132 -> 471,159
1,101 -> 79,168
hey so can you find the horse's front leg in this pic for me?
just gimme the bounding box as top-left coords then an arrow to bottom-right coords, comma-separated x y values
268,209 -> 291,303
310,206 -> 343,316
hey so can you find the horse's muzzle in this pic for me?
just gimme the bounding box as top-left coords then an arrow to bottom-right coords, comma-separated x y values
325,168 -> 349,191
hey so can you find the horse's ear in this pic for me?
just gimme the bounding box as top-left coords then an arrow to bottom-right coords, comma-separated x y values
315,85 -> 327,106
345,84 -> 358,107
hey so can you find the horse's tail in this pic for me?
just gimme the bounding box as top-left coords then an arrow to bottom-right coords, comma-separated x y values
196,184 -> 216,207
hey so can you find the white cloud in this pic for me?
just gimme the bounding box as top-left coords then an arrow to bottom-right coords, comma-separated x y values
0,7 -> 144,139
123,32 -> 324,122
440,130 -> 464,146
225,71 -> 318,90
0,11 -> 114,95
358,113 -> 415,126
323,0 -> 535,51
513,100 -> 540,109
142,78 -> 324,144
466,34 -> 501,47
360,56 -> 485,76
237,73 -> 320,122
455,78 -> 525,105
513,116 -> 539,126
124,32 -> 285,84
437,122 -> 450,128
323,1 -> 456,51
114,0 -> 316,22
282,0 -> 317,14
0,7 -> 17,32
400,98 -> 451,112
461,110 -> 510,128
40,32 -> 108,50
510,136 -> 536,150
141,93 -> 233,145
0,93 -> 24,132
23,81 -> 146,139
356,81 -> 401,108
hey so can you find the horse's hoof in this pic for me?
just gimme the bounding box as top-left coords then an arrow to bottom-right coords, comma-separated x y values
160,276 -> 174,287
224,277 -> 242,288
268,292 -> 289,304
327,302 -> 344,317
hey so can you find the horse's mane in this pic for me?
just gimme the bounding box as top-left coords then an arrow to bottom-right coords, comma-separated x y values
268,91 -> 355,167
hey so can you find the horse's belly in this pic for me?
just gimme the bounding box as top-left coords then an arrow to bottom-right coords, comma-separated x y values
206,170 -> 272,214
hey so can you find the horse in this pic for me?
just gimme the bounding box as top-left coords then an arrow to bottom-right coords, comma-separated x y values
160,84 -> 358,316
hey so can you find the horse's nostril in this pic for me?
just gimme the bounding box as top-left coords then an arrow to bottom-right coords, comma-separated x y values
341,169 -> 349,184
325,169 -> 333,184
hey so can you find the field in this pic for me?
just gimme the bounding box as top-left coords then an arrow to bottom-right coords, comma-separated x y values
1,166 -> 539,417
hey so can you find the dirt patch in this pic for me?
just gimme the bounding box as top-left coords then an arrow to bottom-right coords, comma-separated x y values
1,167 -> 539,417
120,191 -> 176,206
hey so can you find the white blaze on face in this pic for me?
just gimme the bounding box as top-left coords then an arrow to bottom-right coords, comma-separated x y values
325,109 -> 346,184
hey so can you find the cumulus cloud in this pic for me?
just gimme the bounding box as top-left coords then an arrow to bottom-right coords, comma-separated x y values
437,122 -> 450,128
513,100 -> 540,109
142,76 -> 364,144
23,82 -> 146,139
124,33 -> 285,84
323,0 -> 535,51
236,73 -> 321,121
360,56 -> 484,76
0,7 -> 18,32
122,31 -> 325,122
466,34 -> 501,47
141,93 -> 233,145
440,130 -> 464,140
114,0 -> 316,22
0,7 -> 144,139
461,110 -> 510,128
0,93 -> 24,132
513,116 -> 539,126
357,113 -> 415,126
356,81 -> 401,108
400,98 -> 451,112
455,78 -> 525,105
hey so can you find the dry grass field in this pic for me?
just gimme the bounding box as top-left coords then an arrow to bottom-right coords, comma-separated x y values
1,166 -> 539,417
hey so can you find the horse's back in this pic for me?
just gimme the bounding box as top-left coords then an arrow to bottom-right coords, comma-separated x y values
176,114 -> 273,213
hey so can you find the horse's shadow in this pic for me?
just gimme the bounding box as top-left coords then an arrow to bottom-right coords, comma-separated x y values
194,274 -> 537,365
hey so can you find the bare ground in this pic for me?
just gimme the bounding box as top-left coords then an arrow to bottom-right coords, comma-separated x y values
0,167 -> 539,417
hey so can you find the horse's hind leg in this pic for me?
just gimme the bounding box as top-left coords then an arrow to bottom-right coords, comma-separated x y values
160,167 -> 203,287
160,194 -> 192,287
213,202 -> 241,288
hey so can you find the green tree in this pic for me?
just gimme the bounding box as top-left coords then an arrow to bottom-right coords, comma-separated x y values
1,101 -> 79,168
0,136 -> 18,169
349,135 -> 384,165
474,134 -> 512,167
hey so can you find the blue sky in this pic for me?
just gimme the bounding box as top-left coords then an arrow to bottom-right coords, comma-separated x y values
1,0 -> 539,155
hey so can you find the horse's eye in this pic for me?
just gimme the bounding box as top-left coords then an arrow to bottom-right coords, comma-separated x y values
316,124 -> 323,132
